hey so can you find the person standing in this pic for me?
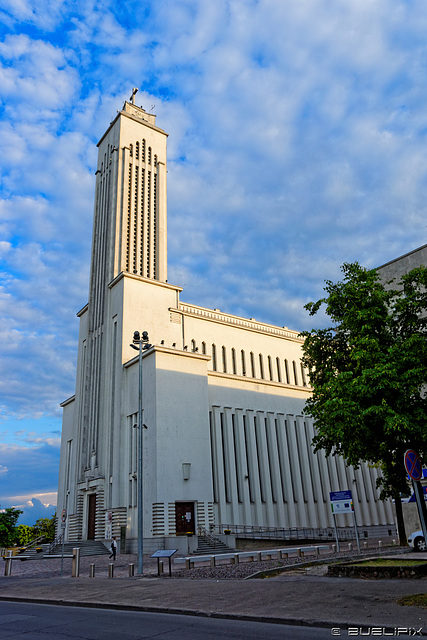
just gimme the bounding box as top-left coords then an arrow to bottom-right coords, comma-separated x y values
109,536 -> 117,560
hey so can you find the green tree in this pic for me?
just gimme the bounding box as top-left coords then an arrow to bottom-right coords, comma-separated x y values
33,513 -> 56,542
301,263 -> 427,545
16,524 -> 34,546
0,507 -> 23,547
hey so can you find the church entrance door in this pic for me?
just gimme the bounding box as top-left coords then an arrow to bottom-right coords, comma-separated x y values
87,494 -> 96,540
175,502 -> 195,535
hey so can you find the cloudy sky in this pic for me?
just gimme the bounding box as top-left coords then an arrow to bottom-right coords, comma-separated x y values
1,0 -> 427,523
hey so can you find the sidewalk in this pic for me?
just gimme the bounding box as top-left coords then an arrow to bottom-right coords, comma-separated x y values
1,548 -> 427,632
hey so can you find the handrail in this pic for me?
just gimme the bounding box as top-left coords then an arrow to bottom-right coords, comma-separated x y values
210,523 -> 397,541
19,535 -> 45,551
197,525 -> 221,548
48,533 -> 63,554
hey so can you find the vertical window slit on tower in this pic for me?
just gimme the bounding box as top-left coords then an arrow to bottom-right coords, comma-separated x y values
153,172 -> 157,278
126,164 -> 132,271
147,171 -> 151,277
140,168 -> 145,275
133,166 -> 138,273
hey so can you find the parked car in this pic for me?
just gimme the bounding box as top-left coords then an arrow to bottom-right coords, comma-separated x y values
408,530 -> 427,551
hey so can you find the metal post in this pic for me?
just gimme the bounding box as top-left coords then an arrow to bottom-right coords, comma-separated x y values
90,563 -> 95,577
72,548 -> 80,577
4,550 -> 12,576
137,339 -> 143,575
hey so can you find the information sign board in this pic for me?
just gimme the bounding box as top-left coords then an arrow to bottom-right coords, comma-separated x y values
330,490 -> 354,514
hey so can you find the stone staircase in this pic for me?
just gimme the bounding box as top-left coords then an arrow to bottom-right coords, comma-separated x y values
47,540 -> 110,558
194,534 -> 234,555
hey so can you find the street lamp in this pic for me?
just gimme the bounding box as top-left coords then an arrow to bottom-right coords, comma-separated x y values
130,330 -> 150,574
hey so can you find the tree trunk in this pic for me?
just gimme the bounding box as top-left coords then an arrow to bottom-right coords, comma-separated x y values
395,495 -> 407,546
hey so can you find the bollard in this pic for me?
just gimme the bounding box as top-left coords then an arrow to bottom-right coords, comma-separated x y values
129,563 -> 135,577
363,541 -> 368,549
108,563 -> 114,578
4,550 -> 12,576
89,563 -> 95,578
348,542 -> 352,551
72,548 -> 80,578
159,560 -> 164,575
378,540 -> 382,549
332,545 -> 336,553
392,539 -> 396,545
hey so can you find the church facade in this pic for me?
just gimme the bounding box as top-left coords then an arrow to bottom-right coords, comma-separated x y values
57,97 -> 395,553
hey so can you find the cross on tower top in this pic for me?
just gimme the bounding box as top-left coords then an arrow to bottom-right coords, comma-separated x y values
130,87 -> 138,104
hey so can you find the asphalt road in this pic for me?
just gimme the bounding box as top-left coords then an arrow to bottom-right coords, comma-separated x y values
0,601 -> 335,639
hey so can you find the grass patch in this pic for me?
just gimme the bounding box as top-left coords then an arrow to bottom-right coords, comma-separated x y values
354,559 -> 427,568
398,594 -> 427,608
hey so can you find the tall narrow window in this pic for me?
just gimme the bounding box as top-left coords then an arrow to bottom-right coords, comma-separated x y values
241,350 -> 246,376
276,357 -> 282,382
191,339 -> 196,352
259,354 -> 264,379
292,360 -> 299,385
142,139 -> 146,162
231,348 -> 237,374
222,346 -> 227,373
212,344 -> 217,371
284,359 -> 290,384
300,363 -> 307,386
250,352 -> 256,377
148,146 -> 152,164
135,141 -> 139,160
201,341 -> 206,354
129,144 -> 133,157
268,356 -> 273,381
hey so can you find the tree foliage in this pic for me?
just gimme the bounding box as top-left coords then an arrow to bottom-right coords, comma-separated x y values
301,263 -> 427,541
0,507 -> 23,547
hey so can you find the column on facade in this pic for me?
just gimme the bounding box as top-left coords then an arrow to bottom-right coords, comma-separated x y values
360,461 -> 378,525
275,414 -> 298,528
234,409 -> 252,525
314,439 -> 334,528
294,416 -> 318,527
304,418 -> 329,528
210,406 -> 228,524
285,415 -> 308,527
255,411 -> 275,527
244,409 -> 264,526
224,407 -> 240,526
265,412 -> 286,528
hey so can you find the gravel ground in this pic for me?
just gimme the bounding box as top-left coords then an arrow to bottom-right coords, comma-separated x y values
2,539 -> 406,581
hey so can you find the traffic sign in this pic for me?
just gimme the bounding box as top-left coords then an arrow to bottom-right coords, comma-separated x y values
404,449 -> 422,482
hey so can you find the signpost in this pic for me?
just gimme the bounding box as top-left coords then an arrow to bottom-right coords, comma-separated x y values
60,509 -> 67,577
404,449 -> 427,547
329,490 -> 360,552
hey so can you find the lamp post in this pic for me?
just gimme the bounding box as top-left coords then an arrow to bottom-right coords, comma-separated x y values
130,330 -> 150,575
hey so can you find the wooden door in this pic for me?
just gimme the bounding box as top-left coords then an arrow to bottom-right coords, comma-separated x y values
87,494 -> 96,540
175,502 -> 195,535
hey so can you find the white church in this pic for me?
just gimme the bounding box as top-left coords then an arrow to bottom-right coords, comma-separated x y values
57,94 -> 395,553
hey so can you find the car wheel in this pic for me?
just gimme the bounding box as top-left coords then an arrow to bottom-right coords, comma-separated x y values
414,536 -> 427,552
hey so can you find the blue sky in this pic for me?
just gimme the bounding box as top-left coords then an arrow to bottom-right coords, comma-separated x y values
1,0 -> 427,524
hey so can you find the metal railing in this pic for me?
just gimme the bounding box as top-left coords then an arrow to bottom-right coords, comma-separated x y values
197,525 -> 223,548
211,524 -> 397,541
18,535 -> 45,552
48,533 -> 63,555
